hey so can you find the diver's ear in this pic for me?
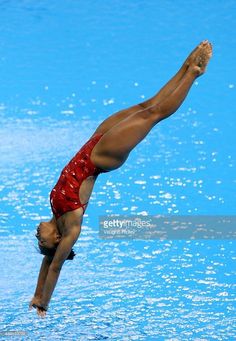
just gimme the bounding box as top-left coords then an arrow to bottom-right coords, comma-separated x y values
56,234 -> 62,242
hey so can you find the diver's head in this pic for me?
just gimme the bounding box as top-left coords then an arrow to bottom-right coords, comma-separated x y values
35,220 -> 61,249
35,220 -> 76,260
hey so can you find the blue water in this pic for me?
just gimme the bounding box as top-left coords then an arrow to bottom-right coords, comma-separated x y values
0,1 -> 235,340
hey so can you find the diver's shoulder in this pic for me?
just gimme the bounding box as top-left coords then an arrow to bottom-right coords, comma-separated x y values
59,209 -> 83,236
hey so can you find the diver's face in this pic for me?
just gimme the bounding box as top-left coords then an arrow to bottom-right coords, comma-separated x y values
35,221 -> 61,249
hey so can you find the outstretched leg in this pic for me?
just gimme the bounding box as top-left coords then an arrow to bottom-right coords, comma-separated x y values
93,42 -> 207,136
92,41 -> 212,170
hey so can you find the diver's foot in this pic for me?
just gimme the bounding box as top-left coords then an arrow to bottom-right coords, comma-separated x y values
184,41 -> 205,68
189,40 -> 213,77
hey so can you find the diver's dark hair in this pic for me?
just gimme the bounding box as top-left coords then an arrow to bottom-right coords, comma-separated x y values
35,245 -> 76,260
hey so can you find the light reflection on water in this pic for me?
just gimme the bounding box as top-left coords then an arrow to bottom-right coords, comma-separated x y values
0,232 -> 235,339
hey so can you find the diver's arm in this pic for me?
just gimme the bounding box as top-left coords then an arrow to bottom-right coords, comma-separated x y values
39,225 -> 81,311
33,256 -> 52,298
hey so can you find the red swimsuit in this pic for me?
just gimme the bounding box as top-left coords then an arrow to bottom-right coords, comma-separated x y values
50,133 -> 108,219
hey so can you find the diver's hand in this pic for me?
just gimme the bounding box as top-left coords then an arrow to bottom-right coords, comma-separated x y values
29,296 -> 48,317
35,305 -> 47,318
29,296 -> 41,310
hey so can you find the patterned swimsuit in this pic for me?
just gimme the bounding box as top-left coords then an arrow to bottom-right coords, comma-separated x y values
50,133 -> 108,219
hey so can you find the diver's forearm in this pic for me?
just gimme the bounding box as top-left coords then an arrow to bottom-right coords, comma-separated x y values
40,266 -> 61,308
34,256 -> 52,297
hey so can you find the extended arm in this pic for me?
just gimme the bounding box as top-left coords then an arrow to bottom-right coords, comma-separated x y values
29,255 -> 52,313
34,256 -> 52,298
38,225 -> 81,312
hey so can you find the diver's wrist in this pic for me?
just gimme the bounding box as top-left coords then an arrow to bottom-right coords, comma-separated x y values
32,303 -> 48,311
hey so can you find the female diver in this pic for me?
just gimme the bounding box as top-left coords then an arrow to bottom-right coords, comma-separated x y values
29,41 -> 212,317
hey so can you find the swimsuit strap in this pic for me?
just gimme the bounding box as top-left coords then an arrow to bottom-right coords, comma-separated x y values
81,202 -> 88,214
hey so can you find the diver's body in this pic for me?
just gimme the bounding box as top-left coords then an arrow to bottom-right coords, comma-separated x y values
30,41 -> 212,317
